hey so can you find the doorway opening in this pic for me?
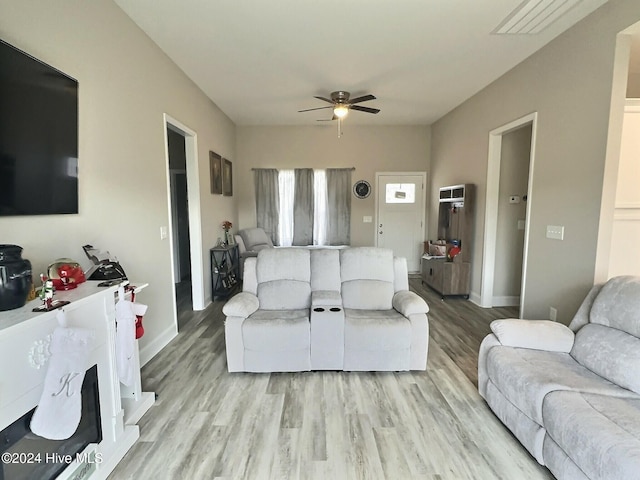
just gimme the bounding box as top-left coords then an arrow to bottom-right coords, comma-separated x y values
164,114 -> 205,333
480,112 -> 537,314
167,128 -> 192,329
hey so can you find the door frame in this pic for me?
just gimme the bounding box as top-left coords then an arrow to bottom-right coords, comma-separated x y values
480,112 -> 537,312
374,171 -> 427,272
163,114 -> 206,315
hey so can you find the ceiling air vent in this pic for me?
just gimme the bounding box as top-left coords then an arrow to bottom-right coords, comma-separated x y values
493,0 -> 582,35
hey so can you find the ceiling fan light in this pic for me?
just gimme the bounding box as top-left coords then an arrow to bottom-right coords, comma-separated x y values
333,105 -> 349,118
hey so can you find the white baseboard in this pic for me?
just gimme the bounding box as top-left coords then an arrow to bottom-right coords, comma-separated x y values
469,290 -> 483,307
468,292 -> 519,308
492,295 -> 520,307
139,324 -> 177,367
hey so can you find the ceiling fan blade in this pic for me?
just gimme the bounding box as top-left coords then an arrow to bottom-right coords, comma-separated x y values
316,115 -> 337,122
348,94 -> 376,104
313,96 -> 335,104
351,105 -> 380,114
298,106 -> 333,113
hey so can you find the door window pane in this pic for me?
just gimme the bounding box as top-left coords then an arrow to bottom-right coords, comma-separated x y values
385,183 -> 416,204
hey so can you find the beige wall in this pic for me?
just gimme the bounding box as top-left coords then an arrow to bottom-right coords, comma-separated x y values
0,0 -> 237,361
628,35 -> 640,97
236,125 -> 430,247
430,0 -> 640,323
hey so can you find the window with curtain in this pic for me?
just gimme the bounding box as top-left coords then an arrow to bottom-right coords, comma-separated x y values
254,168 -> 351,246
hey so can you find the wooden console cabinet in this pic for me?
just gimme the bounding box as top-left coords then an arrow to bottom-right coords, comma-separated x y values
423,183 -> 474,299
421,256 -> 471,299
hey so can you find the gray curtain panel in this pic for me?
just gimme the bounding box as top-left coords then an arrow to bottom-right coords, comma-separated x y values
326,168 -> 352,245
254,169 -> 280,244
293,168 -> 314,246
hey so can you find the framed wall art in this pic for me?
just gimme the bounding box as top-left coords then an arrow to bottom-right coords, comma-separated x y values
222,158 -> 233,196
210,151 -> 222,194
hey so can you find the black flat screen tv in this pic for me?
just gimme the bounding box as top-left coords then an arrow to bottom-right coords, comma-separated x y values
0,39 -> 78,216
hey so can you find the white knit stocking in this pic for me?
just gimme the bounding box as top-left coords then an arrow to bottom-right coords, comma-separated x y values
30,320 -> 94,440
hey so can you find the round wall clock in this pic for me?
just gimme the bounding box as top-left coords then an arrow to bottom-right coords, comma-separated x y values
353,180 -> 371,199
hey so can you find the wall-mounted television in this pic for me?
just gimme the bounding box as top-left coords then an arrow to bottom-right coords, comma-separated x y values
0,39 -> 78,216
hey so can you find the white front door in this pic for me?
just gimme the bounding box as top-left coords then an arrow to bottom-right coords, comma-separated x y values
375,173 -> 426,273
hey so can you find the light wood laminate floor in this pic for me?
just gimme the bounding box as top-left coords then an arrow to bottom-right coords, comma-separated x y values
109,279 -> 553,480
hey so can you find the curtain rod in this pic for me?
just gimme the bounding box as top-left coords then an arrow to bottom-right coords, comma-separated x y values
251,167 -> 355,171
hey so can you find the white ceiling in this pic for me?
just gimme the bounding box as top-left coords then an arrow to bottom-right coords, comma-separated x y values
115,0 -> 608,126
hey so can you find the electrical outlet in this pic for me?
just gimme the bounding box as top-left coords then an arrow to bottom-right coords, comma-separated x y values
549,307 -> 557,321
363,216 -> 372,223
160,226 -> 168,240
546,225 -> 564,240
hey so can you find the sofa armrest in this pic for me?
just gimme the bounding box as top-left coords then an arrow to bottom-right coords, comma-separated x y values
490,319 -> 575,353
478,333 -> 501,399
222,292 -> 259,318
392,291 -> 429,317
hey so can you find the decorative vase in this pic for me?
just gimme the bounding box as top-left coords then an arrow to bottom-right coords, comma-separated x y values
0,244 -> 33,311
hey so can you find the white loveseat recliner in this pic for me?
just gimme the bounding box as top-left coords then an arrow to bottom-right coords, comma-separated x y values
222,247 -> 429,372
478,275 -> 640,480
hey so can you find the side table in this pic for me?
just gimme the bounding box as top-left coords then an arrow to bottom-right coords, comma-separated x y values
210,244 -> 240,300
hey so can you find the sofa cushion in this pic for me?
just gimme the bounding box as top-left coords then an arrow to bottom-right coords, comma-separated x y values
243,309 -> 309,351
256,248 -> 310,283
310,249 -> 341,292
256,248 -> 311,310
257,281 -> 311,310
589,275 -> 640,337
344,309 -> 411,351
341,247 -> 395,309
490,319 -> 575,352
543,391 -> 640,480
571,323 -> 640,395
342,280 -> 394,310
486,347 -> 638,425
239,227 -> 274,251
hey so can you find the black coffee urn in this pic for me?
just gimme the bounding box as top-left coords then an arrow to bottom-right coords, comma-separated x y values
0,244 -> 32,311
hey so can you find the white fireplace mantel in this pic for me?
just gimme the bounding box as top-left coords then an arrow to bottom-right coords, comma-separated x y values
0,281 -> 153,480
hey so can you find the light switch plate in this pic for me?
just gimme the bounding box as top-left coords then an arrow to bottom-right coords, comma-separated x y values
546,225 -> 564,240
363,216 -> 372,223
160,226 -> 168,240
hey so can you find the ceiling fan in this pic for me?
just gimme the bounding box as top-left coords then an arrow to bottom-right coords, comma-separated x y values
298,91 -> 380,119
298,91 -> 380,137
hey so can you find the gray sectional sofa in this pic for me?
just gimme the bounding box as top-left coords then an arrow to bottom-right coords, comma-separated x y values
222,247 -> 429,372
478,275 -> 640,480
